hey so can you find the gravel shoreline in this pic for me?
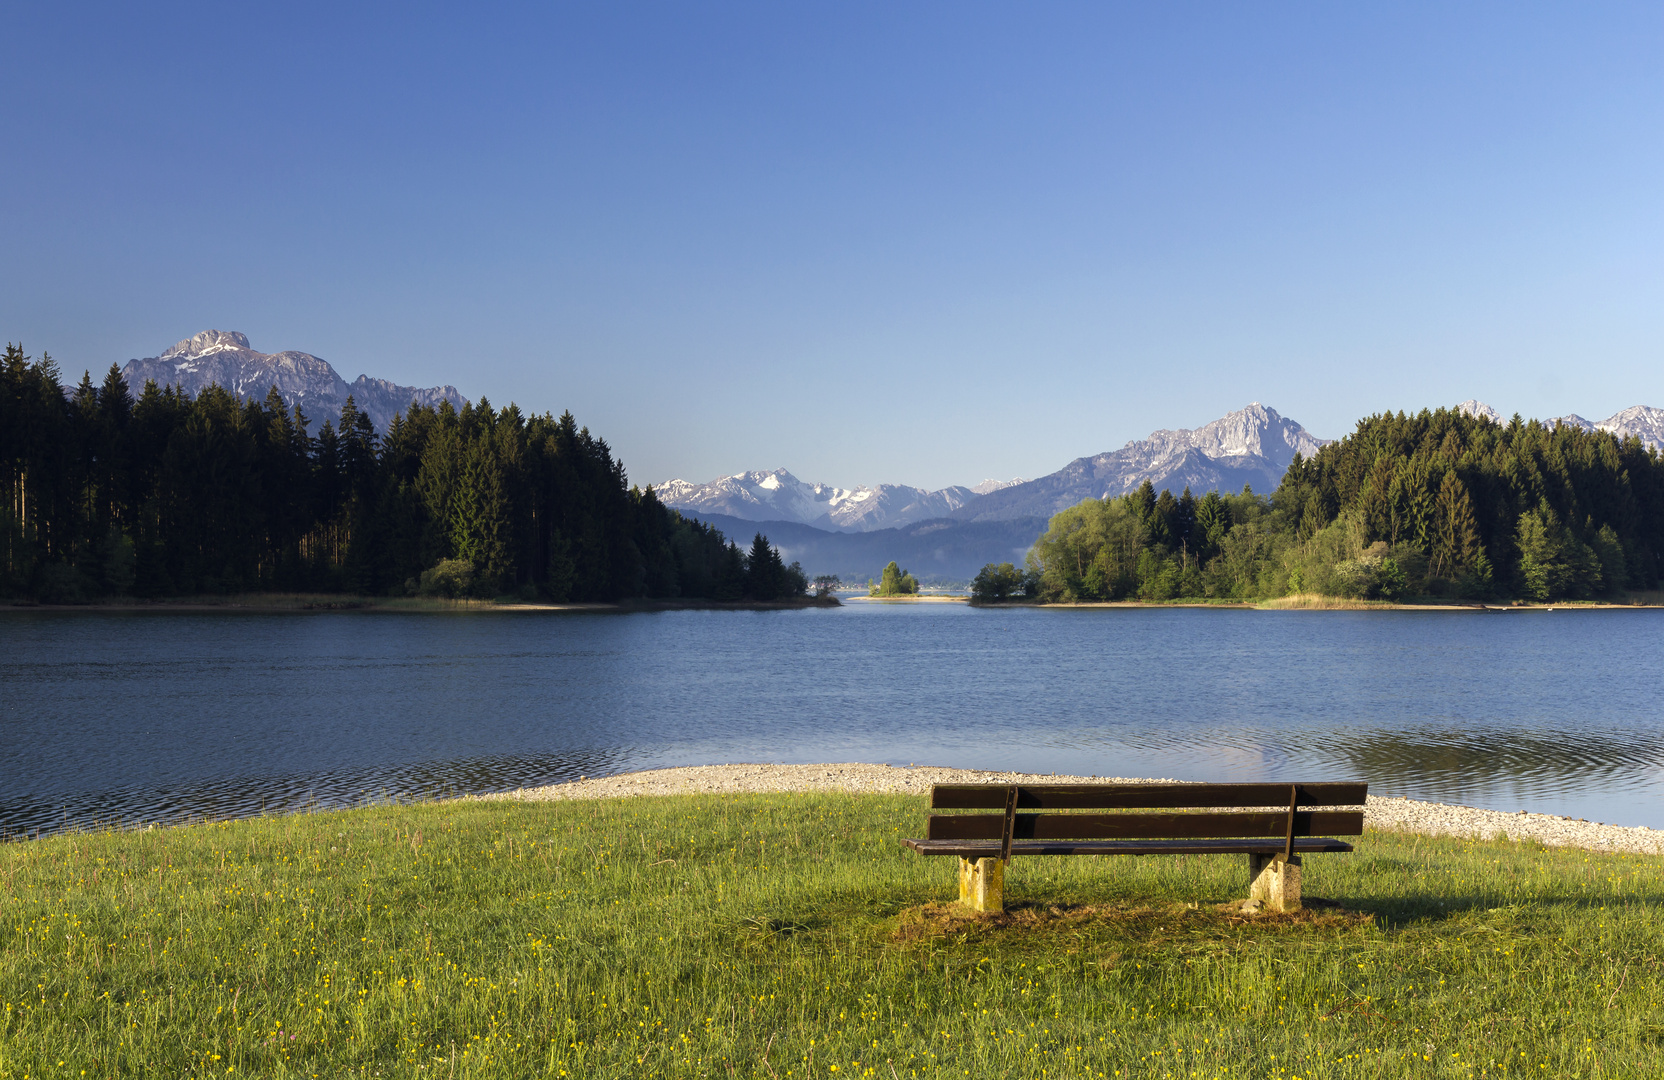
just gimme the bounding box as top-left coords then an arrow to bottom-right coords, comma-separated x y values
476,762 -> 1664,856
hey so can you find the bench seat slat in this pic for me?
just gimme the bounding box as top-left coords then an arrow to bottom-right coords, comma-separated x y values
926,810 -> 1364,842
902,837 -> 1357,858
930,782 -> 1367,810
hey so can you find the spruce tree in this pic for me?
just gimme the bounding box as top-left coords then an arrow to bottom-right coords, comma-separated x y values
1431,471 -> 1481,579
746,532 -> 785,600
1194,491 -> 1230,561
450,440 -> 513,592
1130,481 -> 1156,521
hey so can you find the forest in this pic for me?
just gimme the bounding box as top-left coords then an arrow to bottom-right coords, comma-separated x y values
0,346 -> 805,603
1017,407 -> 1664,604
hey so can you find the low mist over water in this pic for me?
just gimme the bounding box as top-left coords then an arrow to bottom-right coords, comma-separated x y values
2,603 -> 1661,837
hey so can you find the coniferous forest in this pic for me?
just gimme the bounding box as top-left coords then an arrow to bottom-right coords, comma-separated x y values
10,346 -> 1663,608
1,346 -> 806,603
1018,408 -> 1664,604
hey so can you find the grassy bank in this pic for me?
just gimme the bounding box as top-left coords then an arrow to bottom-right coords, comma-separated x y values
1256,594 -> 1430,611
3,794 -> 1661,1077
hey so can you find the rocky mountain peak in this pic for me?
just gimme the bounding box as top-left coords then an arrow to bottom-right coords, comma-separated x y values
120,330 -> 465,434
1457,400 -> 1504,423
159,329 -> 253,360
949,403 -> 1329,523
1134,402 -> 1325,461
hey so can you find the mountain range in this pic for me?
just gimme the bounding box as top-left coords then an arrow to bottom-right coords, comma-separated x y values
667,398 -> 1664,580
659,403 -> 1323,532
1458,400 -> 1664,451
948,402 -> 1325,523
652,471 -> 1027,533
684,511 -> 1050,584
119,330 -> 466,433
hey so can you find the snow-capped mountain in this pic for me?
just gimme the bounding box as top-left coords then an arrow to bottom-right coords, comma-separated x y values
951,403 -> 1328,523
1456,400 -> 1504,424
1594,406 -> 1664,449
119,330 -> 466,434
1459,400 -> 1664,451
653,469 -> 988,532
970,477 -> 1027,495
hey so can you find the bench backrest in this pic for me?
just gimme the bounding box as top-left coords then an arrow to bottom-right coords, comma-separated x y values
928,782 -> 1367,861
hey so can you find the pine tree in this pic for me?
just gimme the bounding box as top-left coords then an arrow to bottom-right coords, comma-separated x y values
1514,505 -> 1568,601
1403,456 -> 1436,554
1299,495 -> 1330,541
1175,488 -> 1198,563
1194,491 -> 1230,561
746,532 -> 786,600
712,541 -> 746,601
1431,471 -> 1481,578
450,439 -> 513,592
1360,455 -> 1395,543
1130,481 -> 1156,521
1149,489 -> 1178,549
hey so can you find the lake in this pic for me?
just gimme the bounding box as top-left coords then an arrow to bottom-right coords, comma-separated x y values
2,601 -> 1661,837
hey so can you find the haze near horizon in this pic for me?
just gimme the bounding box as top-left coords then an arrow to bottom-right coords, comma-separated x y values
3,3 -> 1660,490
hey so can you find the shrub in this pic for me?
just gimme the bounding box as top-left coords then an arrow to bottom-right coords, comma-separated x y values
417,559 -> 475,599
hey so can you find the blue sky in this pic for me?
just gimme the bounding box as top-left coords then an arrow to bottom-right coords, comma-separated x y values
3,3 -> 1660,490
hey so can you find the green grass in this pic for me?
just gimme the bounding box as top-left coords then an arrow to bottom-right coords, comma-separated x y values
3,794 -> 1662,1078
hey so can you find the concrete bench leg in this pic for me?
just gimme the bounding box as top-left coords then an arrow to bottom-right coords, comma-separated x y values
958,856 -> 1004,913
1248,853 -> 1302,912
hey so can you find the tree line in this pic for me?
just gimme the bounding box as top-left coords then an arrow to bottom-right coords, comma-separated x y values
0,346 -> 805,603
1012,407 -> 1664,603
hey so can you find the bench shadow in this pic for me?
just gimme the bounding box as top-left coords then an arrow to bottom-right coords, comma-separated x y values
886,883 -> 1664,943
890,896 -> 1375,947
1326,890 -> 1664,930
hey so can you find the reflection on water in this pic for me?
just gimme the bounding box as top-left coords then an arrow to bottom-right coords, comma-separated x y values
2,604 -> 1662,837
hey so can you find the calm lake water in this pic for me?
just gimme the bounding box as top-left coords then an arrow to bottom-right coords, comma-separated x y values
2,601 -> 1662,836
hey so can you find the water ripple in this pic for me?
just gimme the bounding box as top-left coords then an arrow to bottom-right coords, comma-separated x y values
3,604 -> 1662,836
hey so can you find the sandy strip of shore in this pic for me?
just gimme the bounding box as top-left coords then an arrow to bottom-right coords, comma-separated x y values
475,762 -> 1664,856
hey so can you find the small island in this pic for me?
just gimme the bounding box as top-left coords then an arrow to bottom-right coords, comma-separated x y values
867,560 -> 920,597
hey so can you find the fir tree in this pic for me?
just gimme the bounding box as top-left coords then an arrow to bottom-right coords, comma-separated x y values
1431,471 -> 1482,579
745,532 -> 787,600
450,440 -> 513,592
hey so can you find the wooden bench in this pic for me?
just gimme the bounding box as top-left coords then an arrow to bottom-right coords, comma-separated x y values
902,781 -> 1366,913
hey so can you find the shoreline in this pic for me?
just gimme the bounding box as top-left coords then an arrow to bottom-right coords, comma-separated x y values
475,762 -> 1664,856
853,594 -> 969,603
0,594 -> 843,614
975,598 -> 1664,611
11,594 -> 1661,613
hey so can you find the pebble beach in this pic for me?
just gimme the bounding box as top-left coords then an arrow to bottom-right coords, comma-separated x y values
477,762 -> 1664,856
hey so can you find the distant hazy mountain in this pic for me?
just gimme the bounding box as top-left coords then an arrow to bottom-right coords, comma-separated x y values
969,477 -> 1027,495
1458,400 -> 1664,451
654,468 -> 990,532
951,403 -> 1327,523
684,511 -> 1049,583
119,330 -> 466,434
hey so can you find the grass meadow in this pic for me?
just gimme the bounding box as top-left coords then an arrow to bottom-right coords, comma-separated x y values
2,792 -> 1661,1078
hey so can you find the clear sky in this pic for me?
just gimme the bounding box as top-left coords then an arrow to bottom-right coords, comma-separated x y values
3,3 -> 1660,491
